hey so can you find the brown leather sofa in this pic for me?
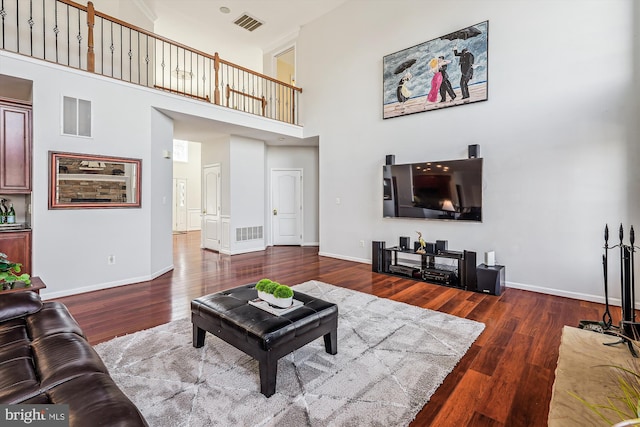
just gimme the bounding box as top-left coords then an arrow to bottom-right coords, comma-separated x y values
0,291 -> 148,426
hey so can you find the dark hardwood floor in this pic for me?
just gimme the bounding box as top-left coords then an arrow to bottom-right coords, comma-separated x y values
55,231 -> 612,426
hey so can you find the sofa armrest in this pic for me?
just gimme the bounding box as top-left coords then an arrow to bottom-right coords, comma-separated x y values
0,291 -> 43,322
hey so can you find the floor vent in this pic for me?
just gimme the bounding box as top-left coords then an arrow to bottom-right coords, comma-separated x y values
236,226 -> 263,242
233,13 -> 264,32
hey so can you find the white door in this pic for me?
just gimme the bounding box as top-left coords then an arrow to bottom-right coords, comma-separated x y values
271,169 -> 302,246
202,164 -> 221,251
173,178 -> 188,232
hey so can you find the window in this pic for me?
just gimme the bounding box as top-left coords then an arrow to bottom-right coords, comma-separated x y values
63,96 -> 92,137
173,139 -> 188,162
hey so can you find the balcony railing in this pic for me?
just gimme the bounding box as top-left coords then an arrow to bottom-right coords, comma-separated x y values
0,0 -> 302,125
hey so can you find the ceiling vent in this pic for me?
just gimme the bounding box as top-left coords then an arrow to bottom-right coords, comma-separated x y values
234,13 -> 264,32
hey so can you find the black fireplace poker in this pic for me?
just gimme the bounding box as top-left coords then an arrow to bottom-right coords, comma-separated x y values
579,223 -> 639,357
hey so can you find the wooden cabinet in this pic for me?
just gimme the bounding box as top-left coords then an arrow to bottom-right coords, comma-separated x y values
0,102 -> 32,192
0,230 -> 32,275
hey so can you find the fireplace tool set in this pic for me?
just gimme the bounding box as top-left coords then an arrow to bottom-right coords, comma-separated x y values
579,224 -> 640,357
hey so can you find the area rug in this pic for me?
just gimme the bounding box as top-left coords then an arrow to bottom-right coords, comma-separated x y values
95,280 -> 485,426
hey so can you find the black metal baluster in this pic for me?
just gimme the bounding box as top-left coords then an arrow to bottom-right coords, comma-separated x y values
53,0 -> 58,62
15,0 -> 18,52
66,4 -> 70,66
137,32 -> 140,84
100,18 -> 104,75
119,24 -> 122,79
128,27 -> 132,82
77,8 -> 81,68
1,0 -> 5,50
190,51 -> 193,96
42,0 -> 45,59
109,21 -> 113,76
28,0 -> 33,56
144,35 -> 148,86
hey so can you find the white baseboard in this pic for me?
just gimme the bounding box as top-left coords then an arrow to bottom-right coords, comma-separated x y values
40,265 -> 175,300
302,242 -> 320,247
505,280 -> 625,307
318,251 -> 370,264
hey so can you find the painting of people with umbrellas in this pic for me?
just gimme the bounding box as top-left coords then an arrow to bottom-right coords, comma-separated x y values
383,21 -> 488,119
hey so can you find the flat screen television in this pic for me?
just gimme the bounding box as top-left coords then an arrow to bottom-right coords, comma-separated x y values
383,158 -> 483,221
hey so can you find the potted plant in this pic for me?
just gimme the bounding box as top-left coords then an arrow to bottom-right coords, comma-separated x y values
0,252 -> 31,291
255,278 -> 294,308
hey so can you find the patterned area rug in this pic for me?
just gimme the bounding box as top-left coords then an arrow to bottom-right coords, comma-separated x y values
95,281 -> 485,426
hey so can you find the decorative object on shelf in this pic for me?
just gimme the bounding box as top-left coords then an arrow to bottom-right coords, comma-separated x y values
416,231 -> 426,254
48,151 -> 142,209
255,278 -> 294,308
382,20 -> 488,119
0,252 -> 30,290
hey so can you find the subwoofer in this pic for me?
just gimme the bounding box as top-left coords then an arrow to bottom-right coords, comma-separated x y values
372,241 -> 385,273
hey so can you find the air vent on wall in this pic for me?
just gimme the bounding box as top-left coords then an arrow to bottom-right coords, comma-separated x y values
233,13 -> 264,32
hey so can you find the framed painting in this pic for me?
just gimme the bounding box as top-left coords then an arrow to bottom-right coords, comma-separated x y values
383,21 -> 488,119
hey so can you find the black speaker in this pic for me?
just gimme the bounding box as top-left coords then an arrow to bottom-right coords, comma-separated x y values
385,154 -> 395,165
463,250 -> 477,291
372,241 -> 385,273
476,264 -> 506,295
468,144 -> 480,159
436,240 -> 448,253
414,241 -> 421,252
399,236 -> 410,250
426,242 -> 436,254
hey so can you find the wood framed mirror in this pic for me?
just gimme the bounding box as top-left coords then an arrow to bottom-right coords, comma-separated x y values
49,151 -> 141,209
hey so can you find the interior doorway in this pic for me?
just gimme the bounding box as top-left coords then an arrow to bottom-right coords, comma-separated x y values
271,168 -> 303,246
275,47 -> 295,86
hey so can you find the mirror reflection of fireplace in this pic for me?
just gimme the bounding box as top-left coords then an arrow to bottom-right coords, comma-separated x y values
49,151 -> 141,209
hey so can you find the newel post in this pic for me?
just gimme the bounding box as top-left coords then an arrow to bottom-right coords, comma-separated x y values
213,52 -> 221,105
87,1 -> 95,73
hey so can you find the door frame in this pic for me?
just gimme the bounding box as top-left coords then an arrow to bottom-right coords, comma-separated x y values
270,168 -> 303,246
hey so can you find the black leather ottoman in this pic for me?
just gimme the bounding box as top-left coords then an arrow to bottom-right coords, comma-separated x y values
191,283 -> 338,397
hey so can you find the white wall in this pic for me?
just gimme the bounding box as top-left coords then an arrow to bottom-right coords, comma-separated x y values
266,146 -> 319,246
149,109 -> 174,276
229,136 -> 266,253
297,0 -> 638,303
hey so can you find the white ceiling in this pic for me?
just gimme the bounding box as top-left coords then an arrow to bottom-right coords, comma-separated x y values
145,0 -> 347,145
148,0 -> 348,52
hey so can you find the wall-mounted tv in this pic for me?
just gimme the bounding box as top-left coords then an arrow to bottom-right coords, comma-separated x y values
383,158 -> 483,221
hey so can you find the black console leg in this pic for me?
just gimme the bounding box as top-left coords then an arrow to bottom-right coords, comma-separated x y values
193,324 -> 206,348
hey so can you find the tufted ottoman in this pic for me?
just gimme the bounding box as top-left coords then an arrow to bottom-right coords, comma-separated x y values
191,283 -> 338,397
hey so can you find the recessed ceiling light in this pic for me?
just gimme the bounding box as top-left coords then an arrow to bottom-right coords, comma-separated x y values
219,6 -> 230,14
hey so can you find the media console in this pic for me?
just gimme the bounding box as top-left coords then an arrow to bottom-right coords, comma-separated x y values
372,241 -> 477,291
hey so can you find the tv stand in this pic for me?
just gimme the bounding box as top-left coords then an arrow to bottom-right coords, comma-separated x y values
373,241 -> 477,290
